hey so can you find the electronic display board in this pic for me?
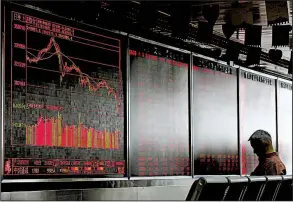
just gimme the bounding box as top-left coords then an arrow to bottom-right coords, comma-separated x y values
277,80 -> 292,175
192,56 -> 239,175
129,38 -> 190,176
3,5 -> 126,178
239,70 -> 276,175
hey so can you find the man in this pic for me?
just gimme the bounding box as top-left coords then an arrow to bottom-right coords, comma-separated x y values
248,129 -> 286,176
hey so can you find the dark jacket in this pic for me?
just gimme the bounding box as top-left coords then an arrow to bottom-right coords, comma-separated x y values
251,152 -> 286,176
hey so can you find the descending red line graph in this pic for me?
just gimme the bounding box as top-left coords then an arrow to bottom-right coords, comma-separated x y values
26,37 -> 119,113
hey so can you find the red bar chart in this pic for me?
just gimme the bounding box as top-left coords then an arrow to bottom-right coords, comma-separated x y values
25,113 -> 120,149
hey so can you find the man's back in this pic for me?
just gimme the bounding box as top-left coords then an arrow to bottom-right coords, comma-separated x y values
251,152 -> 286,176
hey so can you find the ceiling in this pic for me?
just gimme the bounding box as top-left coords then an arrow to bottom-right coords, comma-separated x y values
17,1 -> 293,60
149,1 -> 293,60
13,0 -> 292,72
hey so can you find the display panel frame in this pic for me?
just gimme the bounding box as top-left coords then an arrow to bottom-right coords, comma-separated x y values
2,2 -> 128,182
1,17 -> 5,182
128,34 -> 192,179
275,78 -> 279,153
126,35 -> 130,179
1,3 -> 7,183
189,53 -> 194,178
238,67 -> 278,176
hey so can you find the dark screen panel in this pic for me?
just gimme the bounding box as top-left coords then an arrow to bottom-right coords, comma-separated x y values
4,5 -> 126,178
240,70 -> 276,175
192,56 -> 239,175
129,38 -> 190,176
278,81 -> 292,174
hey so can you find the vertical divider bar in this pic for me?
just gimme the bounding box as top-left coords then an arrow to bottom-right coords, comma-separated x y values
0,34 -> 3,179
1,6 -> 6,179
189,52 -> 194,178
275,79 -> 279,152
126,35 -> 131,179
237,67 -> 242,176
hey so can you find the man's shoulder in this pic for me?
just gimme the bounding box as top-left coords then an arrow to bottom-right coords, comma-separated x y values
264,155 -> 283,166
264,155 -> 286,175
270,155 -> 285,163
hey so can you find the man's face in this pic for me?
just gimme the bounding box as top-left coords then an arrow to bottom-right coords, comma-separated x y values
250,141 -> 264,157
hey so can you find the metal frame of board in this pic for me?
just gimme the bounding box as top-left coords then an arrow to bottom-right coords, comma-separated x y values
189,52 -> 194,178
2,177 -> 129,184
1,3 -> 7,182
1,1 -> 292,186
275,79 -> 279,152
1,24 -> 5,181
126,35 -> 131,179
237,67 -> 242,176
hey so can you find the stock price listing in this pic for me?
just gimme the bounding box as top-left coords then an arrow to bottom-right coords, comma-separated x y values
240,70 -> 276,175
129,39 -> 190,176
4,10 -> 125,177
278,81 -> 292,174
192,57 -> 239,175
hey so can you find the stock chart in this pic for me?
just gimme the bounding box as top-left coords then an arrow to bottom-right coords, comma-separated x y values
4,9 -> 125,177
192,56 -> 239,175
239,70 -> 276,175
129,39 -> 190,176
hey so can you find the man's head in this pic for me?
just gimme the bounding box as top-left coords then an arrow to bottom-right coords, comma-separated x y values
248,130 -> 274,158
